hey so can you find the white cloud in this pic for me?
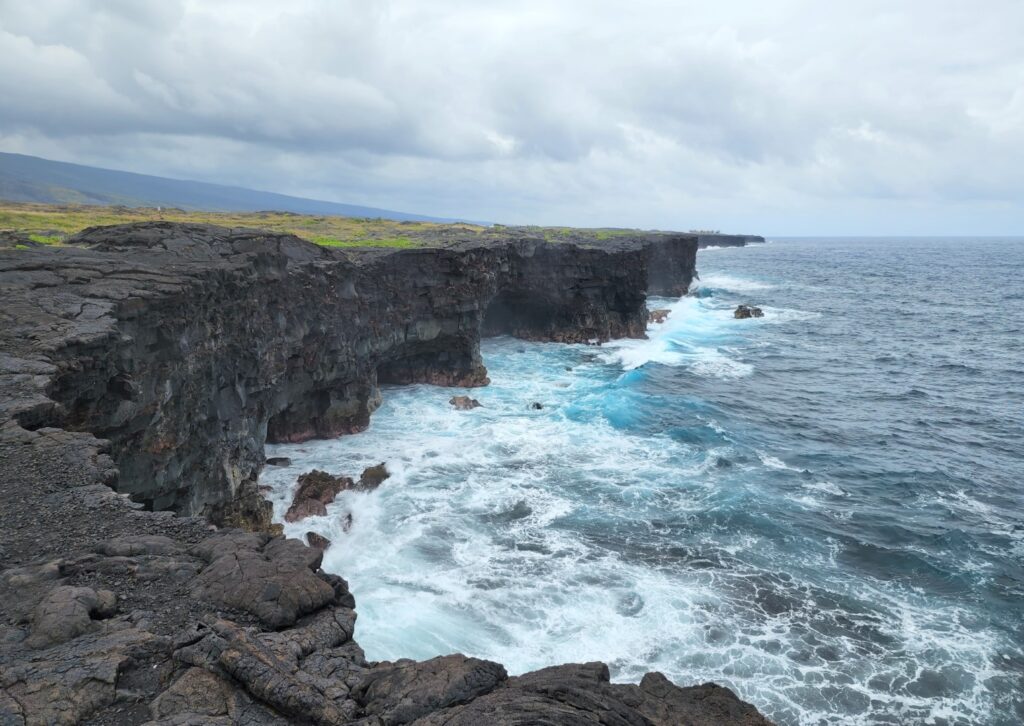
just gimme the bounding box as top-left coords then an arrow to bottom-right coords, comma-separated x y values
0,0 -> 1022,233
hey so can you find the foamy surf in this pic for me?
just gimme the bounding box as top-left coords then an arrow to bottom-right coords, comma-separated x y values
261,238 -> 1024,725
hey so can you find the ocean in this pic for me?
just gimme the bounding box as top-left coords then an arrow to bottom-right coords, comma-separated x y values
262,237 -> 1024,725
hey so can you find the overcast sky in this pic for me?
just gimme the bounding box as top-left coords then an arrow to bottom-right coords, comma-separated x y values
1,0 -> 1022,234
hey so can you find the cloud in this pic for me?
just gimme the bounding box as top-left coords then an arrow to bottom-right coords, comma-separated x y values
0,0 -> 1022,233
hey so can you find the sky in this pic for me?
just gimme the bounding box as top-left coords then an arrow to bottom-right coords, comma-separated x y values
1,0 -> 1022,235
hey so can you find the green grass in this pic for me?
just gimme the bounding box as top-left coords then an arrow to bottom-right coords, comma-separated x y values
0,202 -> 660,252
28,234 -> 63,245
0,202 -> 481,249
310,235 -> 417,249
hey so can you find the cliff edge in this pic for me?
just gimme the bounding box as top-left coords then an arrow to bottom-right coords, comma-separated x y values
0,223 -> 771,725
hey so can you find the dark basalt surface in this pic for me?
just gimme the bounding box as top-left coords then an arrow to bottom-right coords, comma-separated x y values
0,223 -> 771,724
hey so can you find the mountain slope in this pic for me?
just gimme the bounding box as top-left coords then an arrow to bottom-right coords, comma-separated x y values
0,152 -> 458,222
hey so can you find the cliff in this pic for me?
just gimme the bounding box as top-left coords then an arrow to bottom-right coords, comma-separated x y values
0,223 -> 770,725
695,233 -> 765,248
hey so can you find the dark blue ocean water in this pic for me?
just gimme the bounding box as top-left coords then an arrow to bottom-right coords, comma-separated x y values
265,237 -> 1024,725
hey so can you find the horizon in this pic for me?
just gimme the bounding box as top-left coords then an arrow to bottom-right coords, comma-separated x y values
2,2 -> 1023,235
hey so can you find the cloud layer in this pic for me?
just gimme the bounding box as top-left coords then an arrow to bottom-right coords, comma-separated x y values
2,0 -> 1022,233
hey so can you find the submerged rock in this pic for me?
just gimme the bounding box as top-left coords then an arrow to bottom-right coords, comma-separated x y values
266,456 -> 291,467
734,304 -> 764,319
529,402 -> 544,410
450,395 -> 482,410
649,308 -> 671,324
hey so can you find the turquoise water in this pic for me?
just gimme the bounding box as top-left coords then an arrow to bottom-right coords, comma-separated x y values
263,238 -> 1024,725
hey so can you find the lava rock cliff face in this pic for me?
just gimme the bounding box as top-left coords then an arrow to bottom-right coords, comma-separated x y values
0,223 -> 772,725
5,224 -> 656,526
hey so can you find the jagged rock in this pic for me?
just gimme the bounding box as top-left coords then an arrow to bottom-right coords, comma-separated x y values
286,470 -> 353,523
649,308 -> 671,324
357,463 -> 390,491
411,662 -> 772,726
734,304 -> 764,319
287,498 -> 328,522
449,396 -> 481,410
148,666 -> 290,724
306,532 -> 332,551
266,457 -> 291,467
175,618 -> 358,724
209,479 -> 278,533
352,654 -> 508,725
190,534 -> 337,628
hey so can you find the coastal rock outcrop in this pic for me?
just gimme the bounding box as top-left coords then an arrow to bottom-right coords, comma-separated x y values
0,222 -> 772,724
649,308 -> 671,324
734,304 -> 765,319
696,233 -> 765,248
2,222 -> 668,525
357,463 -> 389,491
286,470 -> 353,523
449,395 -> 482,410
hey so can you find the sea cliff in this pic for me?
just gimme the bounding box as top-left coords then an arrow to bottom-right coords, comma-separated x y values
0,223 -> 770,724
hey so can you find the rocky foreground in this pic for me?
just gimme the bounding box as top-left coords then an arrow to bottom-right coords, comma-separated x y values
0,223 -> 771,724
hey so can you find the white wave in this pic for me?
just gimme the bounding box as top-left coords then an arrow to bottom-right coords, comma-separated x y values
802,481 -> 846,497
756,306 -> 821,324
599,296 -> 753,378
259,335 -> 1012,726
757,451 -> 801,471
695,273 -> 774,293
689,347 -> 754,379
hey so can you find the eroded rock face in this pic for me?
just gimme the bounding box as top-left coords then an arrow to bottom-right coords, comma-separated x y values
1,223 -> 682,525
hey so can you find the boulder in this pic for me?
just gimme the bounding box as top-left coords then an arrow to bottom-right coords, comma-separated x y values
357,463 -> 390,491
285,470 -> 353,523
189,534 -> 338,628
306,532 -> 332,551
26,586 -> 118,648
265,457 -> 291,467
449,396 -> 481,410
352,654 -> 508,724
734,304 -> 764,319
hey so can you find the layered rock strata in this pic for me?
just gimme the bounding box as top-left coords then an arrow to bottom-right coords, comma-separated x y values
0,222 -> 772,724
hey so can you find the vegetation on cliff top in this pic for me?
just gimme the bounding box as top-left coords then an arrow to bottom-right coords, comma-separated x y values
0,202 -> 675,250
0,202 -> 485,248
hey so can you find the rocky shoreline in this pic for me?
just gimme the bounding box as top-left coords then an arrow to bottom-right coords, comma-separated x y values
0,223 -> 771,724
